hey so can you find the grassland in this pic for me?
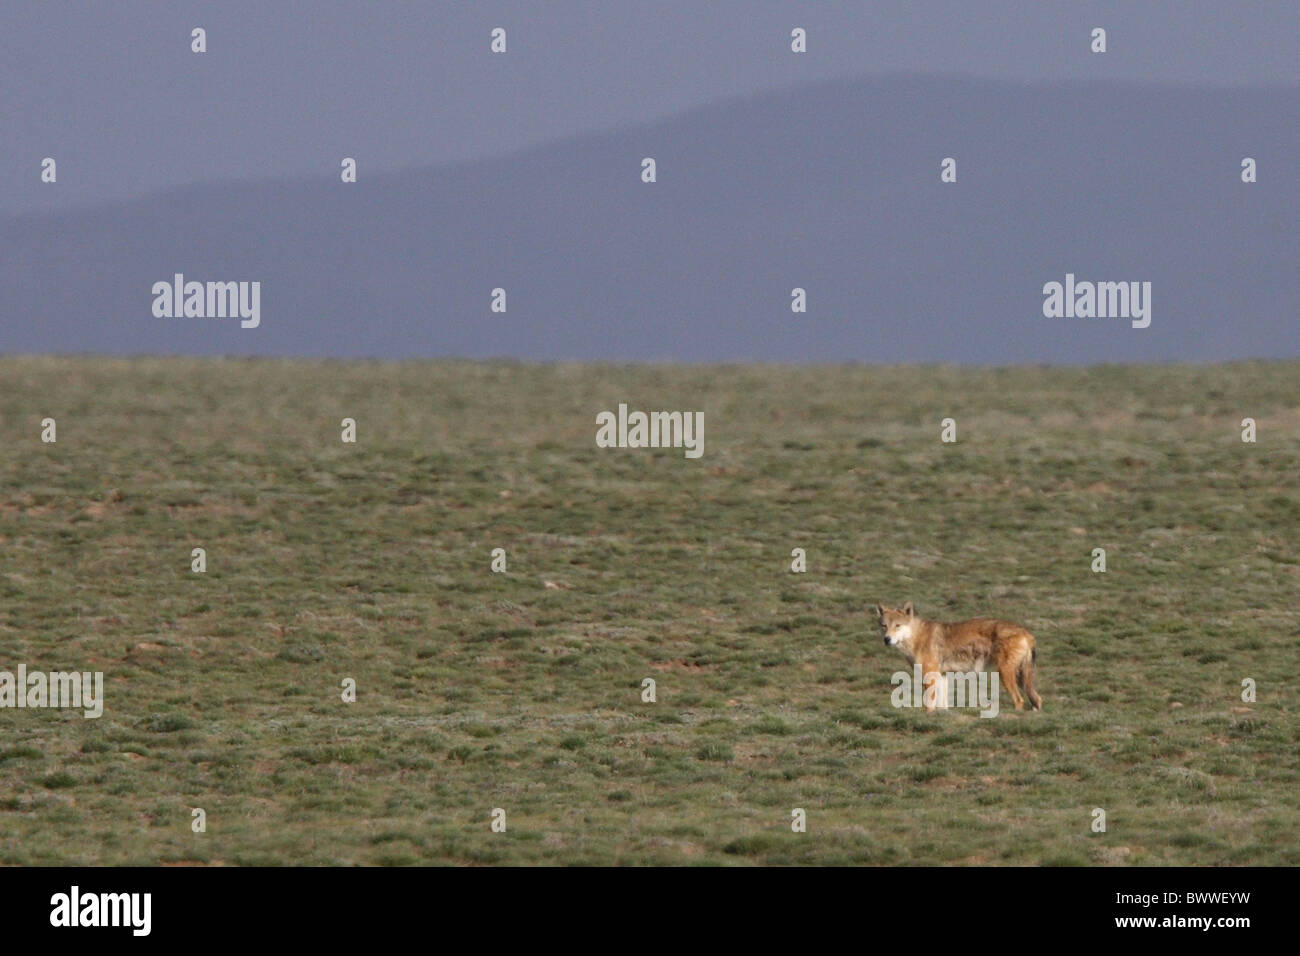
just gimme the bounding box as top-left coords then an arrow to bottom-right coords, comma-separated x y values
0,357 -> 1297,865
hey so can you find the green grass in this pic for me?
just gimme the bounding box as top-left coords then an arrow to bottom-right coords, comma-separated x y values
0,356 -> 1297,865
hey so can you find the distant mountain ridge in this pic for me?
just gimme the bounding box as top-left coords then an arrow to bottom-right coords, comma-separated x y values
3,73 -> 1296,364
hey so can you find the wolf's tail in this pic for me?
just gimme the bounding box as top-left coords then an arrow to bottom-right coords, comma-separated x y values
1021,645 -> 1042,711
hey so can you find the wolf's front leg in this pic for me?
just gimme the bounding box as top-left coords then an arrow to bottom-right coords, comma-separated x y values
922,661 -> 945,712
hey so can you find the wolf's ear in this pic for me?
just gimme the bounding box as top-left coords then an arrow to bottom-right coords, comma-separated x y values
873,603 -> 885,619
902,601 -> 914,617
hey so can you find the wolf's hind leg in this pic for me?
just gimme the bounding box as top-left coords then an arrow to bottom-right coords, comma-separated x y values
998,660 -> 1024,710
1021,654 -> 1042,711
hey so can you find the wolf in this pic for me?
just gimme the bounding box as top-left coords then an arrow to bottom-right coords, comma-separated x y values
875,602 -> 1042,712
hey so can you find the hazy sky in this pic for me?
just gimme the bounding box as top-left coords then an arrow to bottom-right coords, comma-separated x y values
2,1 -> 1297,213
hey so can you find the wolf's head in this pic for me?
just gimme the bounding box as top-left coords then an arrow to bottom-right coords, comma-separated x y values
874,601 -> 916,648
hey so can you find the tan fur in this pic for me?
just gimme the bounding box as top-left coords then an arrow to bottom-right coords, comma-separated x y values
874,601 -> 1042,712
